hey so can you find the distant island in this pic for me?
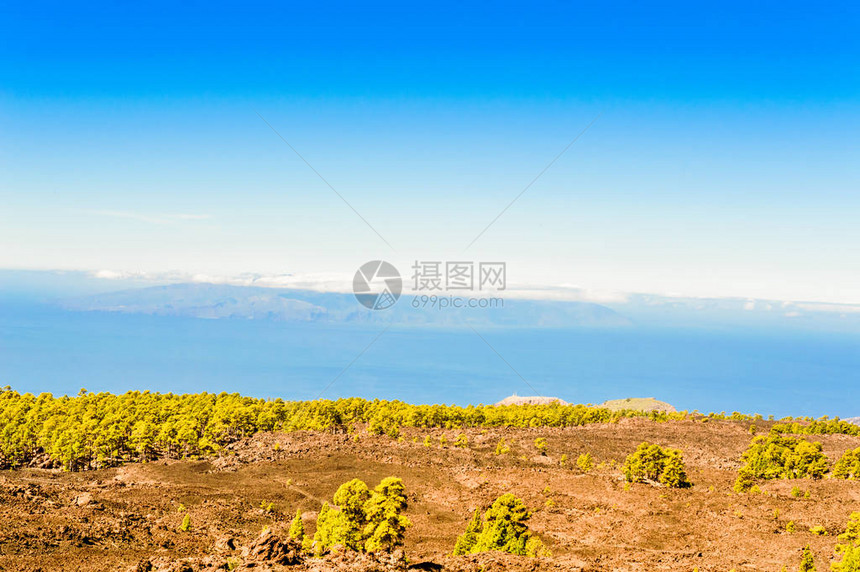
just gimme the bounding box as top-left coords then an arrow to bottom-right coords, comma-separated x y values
494,395 -> 570,406
599,397 -> 677,413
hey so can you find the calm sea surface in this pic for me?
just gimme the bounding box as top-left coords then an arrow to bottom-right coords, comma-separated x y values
1,303 -> 858,418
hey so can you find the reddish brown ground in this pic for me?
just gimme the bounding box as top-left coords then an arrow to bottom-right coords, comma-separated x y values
2,418 -> 859,571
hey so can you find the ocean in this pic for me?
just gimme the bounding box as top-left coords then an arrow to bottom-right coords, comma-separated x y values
1,301 -> 858,418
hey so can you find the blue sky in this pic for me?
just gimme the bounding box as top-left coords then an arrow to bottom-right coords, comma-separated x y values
1,1 -> 858,303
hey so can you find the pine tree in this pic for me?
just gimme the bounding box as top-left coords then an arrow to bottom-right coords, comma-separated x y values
331,479 -> 370,550
623,442 -> 691,488
452,509 -> 482,555
799,545 -> 816,572
313,502 -> 334,554
471,494 -> 533,556
289,509 -> 304,540
363,477 -> 411,552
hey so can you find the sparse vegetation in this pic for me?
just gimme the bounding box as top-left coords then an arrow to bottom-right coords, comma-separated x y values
0,387 -> 846,471
179,514 -> 191,532
623,442 -> 691,488
534,438 -> 547,455
0,398 -> 858,571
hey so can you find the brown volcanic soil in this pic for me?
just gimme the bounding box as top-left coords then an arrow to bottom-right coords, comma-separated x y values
2,418 -> 860,571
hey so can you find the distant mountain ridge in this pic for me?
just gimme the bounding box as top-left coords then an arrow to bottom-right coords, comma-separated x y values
58,283 -> 633,328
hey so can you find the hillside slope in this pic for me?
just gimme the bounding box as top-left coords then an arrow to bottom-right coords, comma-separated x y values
2,418 -> 859,571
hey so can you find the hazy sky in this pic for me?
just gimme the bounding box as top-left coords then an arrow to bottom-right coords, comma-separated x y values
2,1 -> 858,303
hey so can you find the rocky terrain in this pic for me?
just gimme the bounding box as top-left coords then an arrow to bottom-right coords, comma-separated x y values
2,418 -> 860,571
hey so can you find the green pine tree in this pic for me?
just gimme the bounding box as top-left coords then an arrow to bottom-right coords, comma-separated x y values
799,545 -> 816,572
452,509 -> 482,555
289,509 -> 304,540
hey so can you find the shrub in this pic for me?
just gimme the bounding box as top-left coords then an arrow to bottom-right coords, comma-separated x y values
577,453 -> 593,473
495,438 -> 510,455
560,454 -> 568,468
453,494 -> 545,557
423,436 -> 432,447
810,525 -> 827,536
786,521 -> 796,533
834,448 -> 860,479
734,466 -> 756,493
179,514 -> 191,532
791,486 -> 803,498
454,434 -> 468,448
289,509 -> 304,540
622,442 -> 691,488
534,438 -> 548,455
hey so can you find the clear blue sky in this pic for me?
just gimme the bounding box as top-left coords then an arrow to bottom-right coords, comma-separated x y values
1,1 -> 858,302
